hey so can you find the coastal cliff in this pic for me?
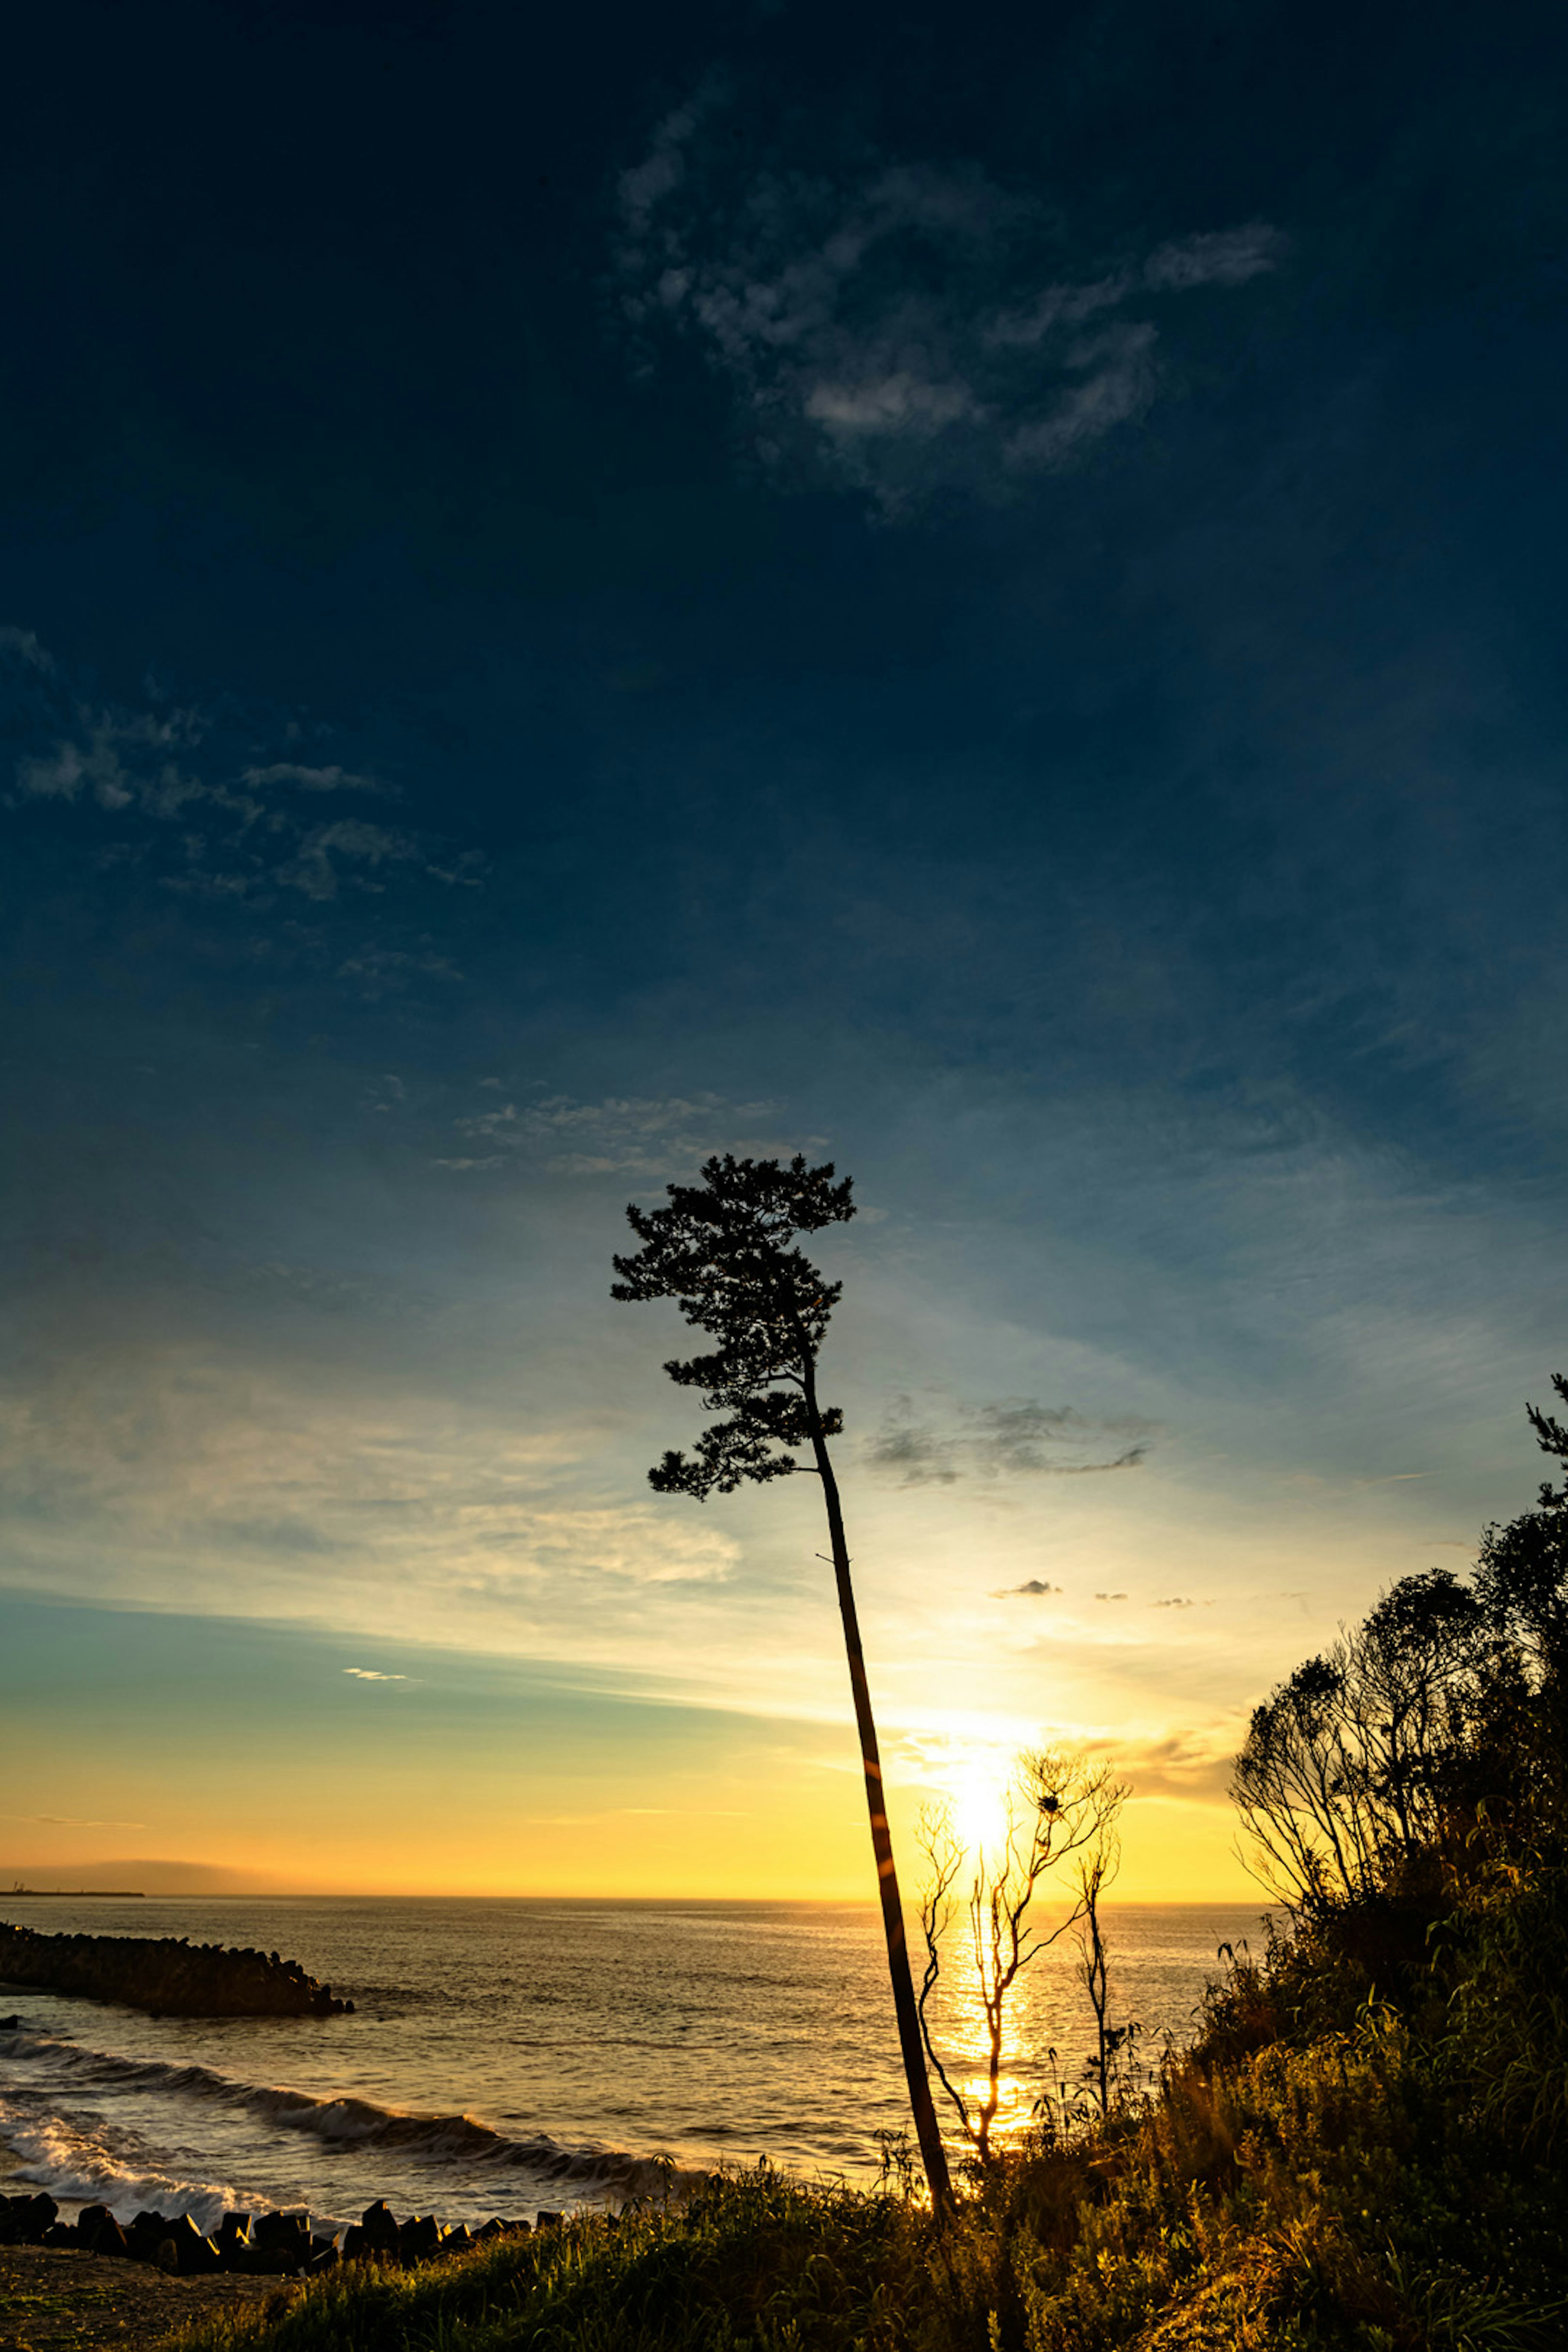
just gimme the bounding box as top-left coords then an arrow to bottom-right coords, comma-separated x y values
0,1924 -> 353,2017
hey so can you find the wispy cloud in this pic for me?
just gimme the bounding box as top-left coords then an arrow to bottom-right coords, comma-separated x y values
895,1726 -> 1243,1811
338,947 -> 462,999
0,1348 -> 745,1655
868,1397 -> 1156,1486
243,762 -> 383,794
2,628 -> 482,975
1143,228 -> 1280,290
991,1577 -> 1062,1598
0,625 -> 54,671
2,1813 -> 148,1828
438,1090 -> 807,1179
342,1667 -> 410,1682
16,710 -> 217,818
1112,1729 -> 1240,1806
276,819 -> 421,902
616,97 -> 1283,512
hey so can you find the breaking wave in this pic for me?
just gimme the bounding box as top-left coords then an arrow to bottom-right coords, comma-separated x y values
0,2027 -> 665,2198
0,2094 -> 242,2231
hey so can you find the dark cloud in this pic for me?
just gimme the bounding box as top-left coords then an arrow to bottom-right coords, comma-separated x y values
867,1398 -> 1156,1486
1115,1733 -> 1239,1807
865,1417 -> 960,1485
991,1577 -> 1062,1598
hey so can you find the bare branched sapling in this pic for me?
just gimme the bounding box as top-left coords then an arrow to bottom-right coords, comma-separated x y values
917,1750 -> 1127,2163
1076,1829 -> 1143,2116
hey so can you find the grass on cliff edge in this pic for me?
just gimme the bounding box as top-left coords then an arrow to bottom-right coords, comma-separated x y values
167,1938 -> 1568,2352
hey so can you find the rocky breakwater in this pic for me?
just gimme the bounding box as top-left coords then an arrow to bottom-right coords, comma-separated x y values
0,2192 -> 556,2276
0,1927 -> 354,2017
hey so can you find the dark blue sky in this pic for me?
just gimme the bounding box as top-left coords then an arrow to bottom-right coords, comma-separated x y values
2,0 -> 1565,1893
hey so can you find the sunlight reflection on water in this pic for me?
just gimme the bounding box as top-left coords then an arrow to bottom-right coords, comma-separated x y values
0,1896 -> 1272,2226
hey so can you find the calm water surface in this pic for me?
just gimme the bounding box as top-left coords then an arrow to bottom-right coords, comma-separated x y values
0,1897 -> 1272,2230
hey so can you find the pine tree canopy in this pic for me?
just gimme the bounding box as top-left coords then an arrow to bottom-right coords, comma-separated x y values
1527,1371 -> 1568,1510
610,1152 -> 855,1499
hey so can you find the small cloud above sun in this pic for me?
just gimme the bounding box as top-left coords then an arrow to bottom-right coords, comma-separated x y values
342,1666 -> 411,1683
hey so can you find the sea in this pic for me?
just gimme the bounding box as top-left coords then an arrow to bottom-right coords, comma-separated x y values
0,1897 -> 1273,2234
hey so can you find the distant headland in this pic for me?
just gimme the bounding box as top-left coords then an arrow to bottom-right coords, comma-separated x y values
9,1881 -> 144,1898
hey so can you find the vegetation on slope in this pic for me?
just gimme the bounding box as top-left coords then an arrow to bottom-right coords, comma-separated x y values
177,1380 -> 1568,2352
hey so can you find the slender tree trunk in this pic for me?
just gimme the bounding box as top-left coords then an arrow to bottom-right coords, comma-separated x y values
801,1356 -> 954,2214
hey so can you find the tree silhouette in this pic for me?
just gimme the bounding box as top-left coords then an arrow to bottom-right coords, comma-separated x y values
916,1748 -> 1125,2163
611,1152 -> 953,2211
1233,1377 -> 1568,1912
1526,1371 -> 1568,1511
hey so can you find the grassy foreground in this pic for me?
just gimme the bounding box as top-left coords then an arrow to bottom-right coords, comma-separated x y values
167,1900 -> 1568,2352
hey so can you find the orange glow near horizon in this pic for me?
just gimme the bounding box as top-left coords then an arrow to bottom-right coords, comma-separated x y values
0,1588 -> 1267,1909
0,1781 -> 1259,1905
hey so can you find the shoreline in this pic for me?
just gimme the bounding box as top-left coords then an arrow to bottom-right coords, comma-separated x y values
0,2243 -> 298,2352
0,1903 -> 1263,2246
0,2183 -> 546,2276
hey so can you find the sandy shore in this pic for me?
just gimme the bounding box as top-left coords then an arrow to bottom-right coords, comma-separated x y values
0,2245 -> 297,2352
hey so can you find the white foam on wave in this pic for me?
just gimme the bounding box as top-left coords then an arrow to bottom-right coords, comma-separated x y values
0,2027 -> 668,2199
0,2094 -> 241,2230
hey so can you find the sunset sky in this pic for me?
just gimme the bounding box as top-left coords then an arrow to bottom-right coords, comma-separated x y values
3,0 -> 1566,1900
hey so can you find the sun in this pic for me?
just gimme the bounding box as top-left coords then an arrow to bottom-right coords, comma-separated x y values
950,1761 -> 1015,1860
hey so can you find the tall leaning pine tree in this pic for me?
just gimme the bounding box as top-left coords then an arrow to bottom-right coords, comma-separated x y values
612,1152 -> 953,2212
